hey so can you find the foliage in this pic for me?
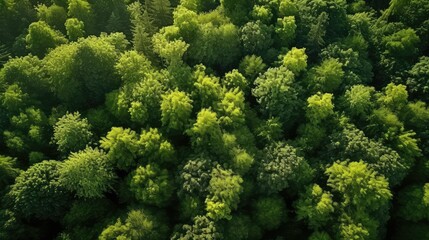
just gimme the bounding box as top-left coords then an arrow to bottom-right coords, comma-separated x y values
53,112 -> 92,154
187,108 -> 223,154
252,66 -> 303,129
1,0 -> 429,238
100,127 -> 139,171
205,165 -> 243,220
252,196 -> 286,230
99,209 -> 169,240
240,21 -> 273,55
25,20 -> 68,57
326,161 -> 392,210
44,35 -> 120,108
171,215 -> 221,240
8,160 -> 69,220
65,18 -> 85,41
282,47 -> 308,75
296,184 -> 335,229
0,155 -> 20,191
257,142 -> 312,194
306,58 -> 344,93
59,147 -> 115,199
36,4 -> 67,31
129,164 -> 174,207
161,90 -> 193,131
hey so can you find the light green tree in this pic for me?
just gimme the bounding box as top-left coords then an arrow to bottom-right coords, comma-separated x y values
161,90 -> 193,131
296,184 -> 335,229
99,209 -> 169,240
53,112 -> 92,154
205,166 -> 243,220
65,18 -> 85,41
282,47 -> 308,75
100,127 -> 139,171
59,147 -> 115,198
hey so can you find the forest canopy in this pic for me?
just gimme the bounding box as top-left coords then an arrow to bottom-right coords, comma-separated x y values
0,0 -> 429,239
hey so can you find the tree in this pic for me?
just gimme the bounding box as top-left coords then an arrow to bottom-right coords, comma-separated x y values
320,40 -> 373,87
8,160 -> 70,220
1,84 -> 29,113
161,90 -> 193,131
205,165 -> 243,220
407,56 -> 429,102
224,214 -> 259,240
177,155 -> 214,197
0,44 -> 10,66
53,112 -> 92,154
177,9 -> 241,70
65,18 -> 85,41
25,20 -> 67,57
278,0 -> 298,17
275,16 -> 296,47
238,55 -> 266,80
396,184 -> 429,222
59,147 -> 115,198
99,209 -> 169,240
251,4 -> 273,23
152,26 -> 189,65
171,215 -> 221,240
377,83 -> 408,112
252,66 -> 303,129
0,155 -> 20,192
3,107 -> 49,155
116,71 -> 166,125
36,4 -> 67,31
217,88 -> 246,128
67,0 -> 95,33
128,2 -> 158,59
0,55 -> 49,101
306,58 -> 344,93
328,121 -> 410,186
138,128 -> 175,165
257,142 -> 312,194
323,160 -> 392,239
62,198 -> 115,240
220,0 -> 254,25
115,50 -> 152,84
326,161 -> 392,210
222,69 -> 248,93
187,108 -> 223,155
305,12 -> 328,56
240,21 -> 273,55
305,93 -> 335,124
341,85 -> 376,120
99,127 -> 139,171
146,0 -> 173,28
129,164 -> 173,207
282,47 -> 308,75
44,35 -> 120,108
295,184 -> 335,229
381,0 -> 408,20
192,65 -> 223,109
252,196 -> 286,231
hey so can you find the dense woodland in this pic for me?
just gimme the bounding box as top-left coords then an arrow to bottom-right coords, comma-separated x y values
0,0 -> 428,239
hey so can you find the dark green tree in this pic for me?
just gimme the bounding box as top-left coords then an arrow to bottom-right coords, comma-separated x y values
8,160 -> 70,220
